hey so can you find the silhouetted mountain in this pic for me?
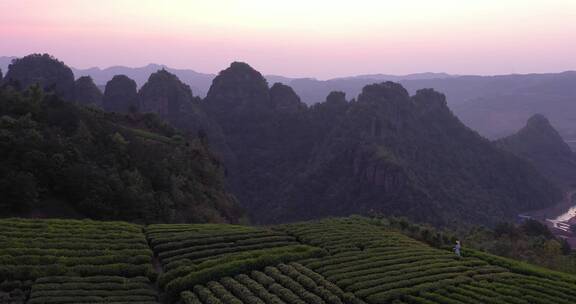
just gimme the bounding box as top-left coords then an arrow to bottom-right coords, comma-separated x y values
205,62 -> 271,113
4,54 -> 75,100
497,114 -> 576,188
333,72 -> 454,81
5,55 -> 576,140
102,75 -> 139,113
269,72 -> 576,140
450,72 -> 576,139
73,63 -> 215,97
139,69 -> 194,120
0,69 -> 3,84
73,76 -> 103,107
264,84 -> 560,225
138,69 -> 230,160
269,82 -> 307,113
203,62 -> 561,226
0,54 -> 566,227
203,62 -> 279,211
0,86 -> 242,223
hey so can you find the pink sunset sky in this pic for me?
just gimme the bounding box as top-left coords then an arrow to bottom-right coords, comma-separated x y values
1,0 -> 576,79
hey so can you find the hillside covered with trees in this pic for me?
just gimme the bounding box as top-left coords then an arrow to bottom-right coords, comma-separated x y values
201,62 -> 561,226
496,114 -> 576,189
0,72 -> 242,224
0,54 -> 564,227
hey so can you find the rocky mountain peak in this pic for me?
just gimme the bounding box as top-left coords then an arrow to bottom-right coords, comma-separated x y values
413,89 -> 447,110
269,82 -> 305,112
103,75 -> 139,113
139,69 -> 193,120
526,113 -> 551,128
73,76 -> 103,107
146,69 -> 182,85
358,82 -> 410,104
325,91 -> 348,105
206,62 -> 269,108
353,82 -> 414,132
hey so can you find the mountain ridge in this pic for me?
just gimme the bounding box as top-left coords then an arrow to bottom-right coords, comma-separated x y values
5,55 -> 576,140
496,114 -> 576,189
0,54 -> 564,227
200,62 -> 561,226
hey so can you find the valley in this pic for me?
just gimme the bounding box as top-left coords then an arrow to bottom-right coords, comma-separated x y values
523,190 -> 576,247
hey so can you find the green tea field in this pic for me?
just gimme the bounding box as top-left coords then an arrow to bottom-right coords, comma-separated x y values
2,217 -> 576,304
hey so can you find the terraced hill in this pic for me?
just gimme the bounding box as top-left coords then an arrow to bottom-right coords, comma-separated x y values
0,218 -> 158,303
2,217 -> 576,303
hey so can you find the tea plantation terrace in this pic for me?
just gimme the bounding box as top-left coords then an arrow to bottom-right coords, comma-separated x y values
2,217 -> 576,303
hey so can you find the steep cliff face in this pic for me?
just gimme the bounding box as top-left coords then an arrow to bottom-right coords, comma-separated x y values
268,83 -> 561,225
204,62 -> 273,138
137,69 -> 231,164
207,62 -> 269,100
269,82 -> 307,113
306,91 -> 351,147
202,63 -> 560,225
497,114 -> 576,188
203,63 -> 314,212
139,69 -> 193,120
73,76 -> 103,107
5,55 -> 562,227
103,75 -> 140,113
4,54 -> 75,100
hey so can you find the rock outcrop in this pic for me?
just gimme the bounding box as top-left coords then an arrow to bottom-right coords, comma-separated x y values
268,83 -> 561,224
103,75 -> 139,113
205,62 -> 270,111
202,63 -> 560,225
139,69 -> 193,120
138,69 -> 231,161
269,82 -> 306,113
73,76 -> 103,107
5,55 -> 562,227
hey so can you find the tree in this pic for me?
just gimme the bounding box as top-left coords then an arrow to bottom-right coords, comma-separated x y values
0,171 -> 38,213
521,219 -> 553,238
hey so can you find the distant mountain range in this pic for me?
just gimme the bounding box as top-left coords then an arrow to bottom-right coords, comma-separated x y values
0,56 -> 456,98
1,54 -> 563,227
2,55 -> 576,140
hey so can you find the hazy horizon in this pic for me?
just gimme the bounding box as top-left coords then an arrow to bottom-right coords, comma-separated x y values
2,0 -> 576,79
